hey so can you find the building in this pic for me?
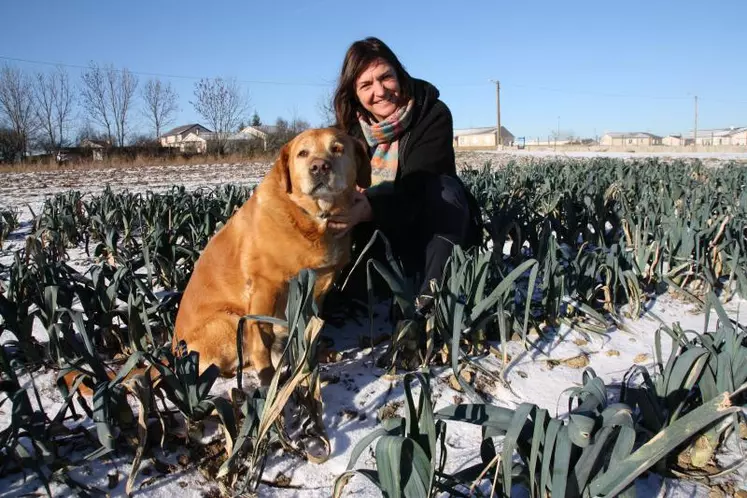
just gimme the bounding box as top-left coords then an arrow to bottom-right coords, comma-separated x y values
681,127 -> 747,146
662,134 -> 685,147
238,125 -> 280,150
453,126 -> 514,148
160,123 -> 212,151
732,128 -> 747,146
177,132 -> 209,154
600,132 -> 662,147
80,138 -> 110,161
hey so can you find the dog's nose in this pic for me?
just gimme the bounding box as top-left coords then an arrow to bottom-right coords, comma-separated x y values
309,158 -> 331,174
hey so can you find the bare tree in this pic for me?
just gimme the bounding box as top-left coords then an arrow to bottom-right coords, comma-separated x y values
80,63 -> 113,143
291,119 -> 310,135
287,106 -> 310,135
0,65 -> 37,158
80,63 -> 138,147
34,66 -> 75,151
53,69 -> 75,148
0,127 -> 24,162
316,88 -> 336,127
108,67 -> 137,147
550,129 -> 576,142
191,77 -> 249,153
74,119 -> 108,145
141,78 -> 179,139
266,115 -> 310,150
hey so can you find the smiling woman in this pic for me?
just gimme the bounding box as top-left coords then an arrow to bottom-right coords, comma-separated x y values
355,60 -> 402,122
329,36 -> 484,324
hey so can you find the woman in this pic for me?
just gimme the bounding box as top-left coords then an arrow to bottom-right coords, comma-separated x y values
328,36 -> 482,316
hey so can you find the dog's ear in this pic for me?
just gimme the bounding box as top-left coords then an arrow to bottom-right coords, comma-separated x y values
273,142 -> 292,193
353,138 -> 371,188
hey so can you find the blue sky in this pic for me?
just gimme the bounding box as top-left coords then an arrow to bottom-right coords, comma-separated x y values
1,0 -> 745,140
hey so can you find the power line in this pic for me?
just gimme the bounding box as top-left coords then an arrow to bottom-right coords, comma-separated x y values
503,82 -> 690,101
0,55 -> 334,88
3,54 -> 747,105
501,82 -> 747,104
421,79 -> 747,105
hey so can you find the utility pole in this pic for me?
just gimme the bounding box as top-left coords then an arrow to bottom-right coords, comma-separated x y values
693,95 -> 698,151
491,80 -> 501,147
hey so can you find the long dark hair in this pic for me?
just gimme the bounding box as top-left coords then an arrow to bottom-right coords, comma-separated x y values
333,37 -> 413,133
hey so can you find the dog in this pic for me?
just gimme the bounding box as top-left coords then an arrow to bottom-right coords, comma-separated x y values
61,128 -> 370,395
171,127 -> 371,385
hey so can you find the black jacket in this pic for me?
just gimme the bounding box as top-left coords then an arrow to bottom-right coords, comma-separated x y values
350,79 -> 457,223
350,78 -> 482,245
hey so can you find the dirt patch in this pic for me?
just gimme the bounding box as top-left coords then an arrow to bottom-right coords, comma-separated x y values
378,400 -> 403,421
633,353 -> 650,364
545,353 -> 590,370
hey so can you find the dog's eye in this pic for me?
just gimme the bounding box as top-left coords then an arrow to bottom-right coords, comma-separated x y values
297,149 -> 309,158
331,143 -> 344,155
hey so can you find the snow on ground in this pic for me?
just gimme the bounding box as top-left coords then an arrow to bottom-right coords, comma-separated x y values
483,149 -> 747,161
0,161 -> 270,227
454,148 -> 747,171
1,158 -> 746,497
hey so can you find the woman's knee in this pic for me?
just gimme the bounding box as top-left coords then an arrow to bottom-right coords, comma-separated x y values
438,175 -> 469,209
423,175 -> 471,239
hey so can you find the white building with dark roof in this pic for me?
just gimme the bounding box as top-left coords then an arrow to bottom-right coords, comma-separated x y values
600,132 -> 662,147
681,127 -> 747,146
159,123 -> 213,151
453,126 -> 515,148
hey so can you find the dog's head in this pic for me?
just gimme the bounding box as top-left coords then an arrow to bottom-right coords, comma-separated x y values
274,128 -> 371,198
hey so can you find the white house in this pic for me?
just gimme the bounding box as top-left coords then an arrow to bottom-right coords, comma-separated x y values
662,134 -> 685,146
160,123 -> 212,150
237,125 -> 279,150
681,127 -> 747,146
731,128 -> 747,146
453,126 -> 514,148
177,132 -> 208,154
600,132 -> 662,147
79,138 -> 110,161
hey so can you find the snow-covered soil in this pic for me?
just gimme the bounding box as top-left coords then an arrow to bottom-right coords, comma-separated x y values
454,149 -> 747,171
488,149 -> 747,161
0,161 -> 270,223
1,158 -> 746,497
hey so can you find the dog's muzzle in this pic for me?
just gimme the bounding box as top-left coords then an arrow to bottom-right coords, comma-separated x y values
309,158 -> 331,175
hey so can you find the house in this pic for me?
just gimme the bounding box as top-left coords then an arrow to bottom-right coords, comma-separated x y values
600,132 -> 662,147
662,134 -> 685,147
681,127 -> 747,146
238,125 -> 280,150
453,126 -> 515,148
179,126 -> 281,153
160,124 -> 212,150
80,138 -> 110,161
178,132 -> 208,154
731,128 -> 747,146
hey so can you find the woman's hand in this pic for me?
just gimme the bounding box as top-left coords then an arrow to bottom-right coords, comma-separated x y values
328,188 -> 372,238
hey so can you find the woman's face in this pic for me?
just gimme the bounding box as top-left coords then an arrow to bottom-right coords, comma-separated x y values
355,58 -> 401,122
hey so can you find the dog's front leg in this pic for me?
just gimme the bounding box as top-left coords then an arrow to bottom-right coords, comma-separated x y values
245,280 -> 279,386
312,267 -> 338,313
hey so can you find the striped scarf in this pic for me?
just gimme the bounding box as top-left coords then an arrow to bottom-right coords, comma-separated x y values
357,98 -> 415,186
